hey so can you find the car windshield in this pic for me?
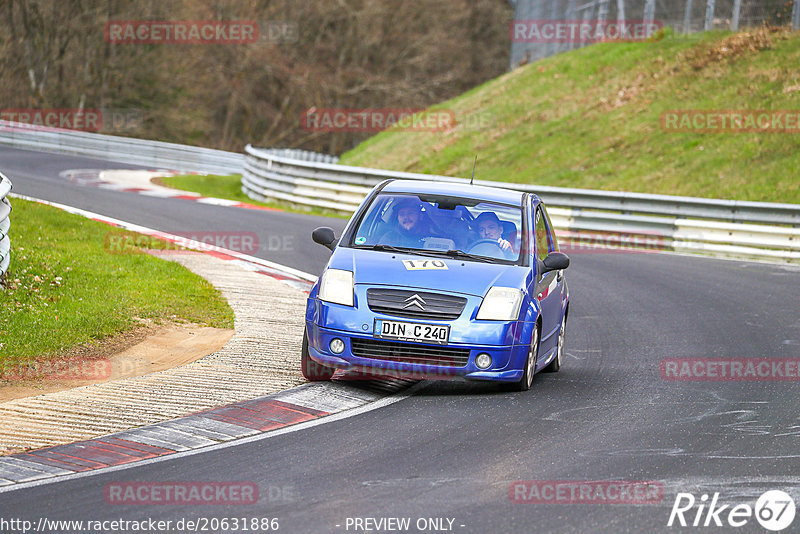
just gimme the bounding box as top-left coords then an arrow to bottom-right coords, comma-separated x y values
349,193 -> 523,263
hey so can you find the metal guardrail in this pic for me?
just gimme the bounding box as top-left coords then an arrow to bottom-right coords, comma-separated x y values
253,148 -> 339,164
242,144 -> 800,262
0,172 -> 12,281
0,120 -> 793,263
0,121 -> 243,175
0,121 -> 340,176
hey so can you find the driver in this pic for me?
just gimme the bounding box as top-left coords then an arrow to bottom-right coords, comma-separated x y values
474,212 -> 515,257
379,198 -> 432,248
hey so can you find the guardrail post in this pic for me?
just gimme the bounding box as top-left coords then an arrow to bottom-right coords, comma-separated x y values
684,0 -> 694,33
731,0 -> 741,31
597,0 -> 609,24
704,0 -> 715,31
548,0 -> 562,60
566,0 -> 577,50
793,0 -> 800,30
644,0 -> 655,25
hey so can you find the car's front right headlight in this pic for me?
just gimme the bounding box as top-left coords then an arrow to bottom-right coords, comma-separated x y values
476,287 -> 523,321
319,269 -> 354,306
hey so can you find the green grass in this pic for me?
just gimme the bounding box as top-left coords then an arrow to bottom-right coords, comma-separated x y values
0,198 -> 234,371
340,28 -> 800,204
160,174 -> 347,218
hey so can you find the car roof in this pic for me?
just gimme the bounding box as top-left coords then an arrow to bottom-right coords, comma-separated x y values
381,179 -> 526,206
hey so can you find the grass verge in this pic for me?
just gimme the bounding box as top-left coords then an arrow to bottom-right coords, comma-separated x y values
0,198 -> 234,373
340,28 -> 800,204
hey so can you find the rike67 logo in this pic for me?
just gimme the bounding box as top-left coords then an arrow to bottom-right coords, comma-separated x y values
668,490 -> 796,531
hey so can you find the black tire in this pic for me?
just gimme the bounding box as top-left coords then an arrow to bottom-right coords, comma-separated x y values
301,328 -> 335,381
543,314 -> 566,373
513,326 -> 539,391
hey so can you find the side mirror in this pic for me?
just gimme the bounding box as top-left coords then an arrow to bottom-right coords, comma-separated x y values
312,227 -> 338,251
541,251 -> 570,273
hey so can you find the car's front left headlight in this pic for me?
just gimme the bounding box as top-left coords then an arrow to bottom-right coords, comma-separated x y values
319,269 -> 354,306
476,287 -> 523,321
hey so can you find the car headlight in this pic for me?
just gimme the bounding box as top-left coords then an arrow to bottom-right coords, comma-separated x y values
319,269 -> 354,306
476,287 -> 523,321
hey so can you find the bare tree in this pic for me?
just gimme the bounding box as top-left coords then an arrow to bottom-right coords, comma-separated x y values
0,0 -> 513,153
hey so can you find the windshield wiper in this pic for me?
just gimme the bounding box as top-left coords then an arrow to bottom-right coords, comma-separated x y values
357,244 -> 439,257
444,249 -> 494,263
416,248 -> 493,263
358,244 -> 411,253
357,244 -> 471,260
355,244 -> 495,263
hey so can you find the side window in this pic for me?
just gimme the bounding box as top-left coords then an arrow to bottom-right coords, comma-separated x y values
534,207 -> 549,262
542,206 -> 559,253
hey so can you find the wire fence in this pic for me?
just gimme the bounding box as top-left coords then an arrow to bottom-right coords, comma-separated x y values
510,0 -> 800,68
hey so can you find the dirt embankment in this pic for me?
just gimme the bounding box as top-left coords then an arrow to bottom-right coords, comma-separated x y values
1,323 -> 233,403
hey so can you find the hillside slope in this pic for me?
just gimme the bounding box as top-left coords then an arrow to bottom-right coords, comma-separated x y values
340,28 -> 800,204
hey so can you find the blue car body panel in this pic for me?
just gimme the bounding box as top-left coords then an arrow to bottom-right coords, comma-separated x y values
327,248 -> 529,297
305,179 -> 569,383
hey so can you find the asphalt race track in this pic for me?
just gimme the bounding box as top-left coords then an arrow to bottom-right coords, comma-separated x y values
2,147 -> 799,533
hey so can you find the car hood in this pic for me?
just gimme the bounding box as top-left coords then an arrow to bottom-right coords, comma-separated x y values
327,247 -> 530,297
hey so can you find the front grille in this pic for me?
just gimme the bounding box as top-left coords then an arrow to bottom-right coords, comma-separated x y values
367,289 -> 467,320
351,338 -> 470,367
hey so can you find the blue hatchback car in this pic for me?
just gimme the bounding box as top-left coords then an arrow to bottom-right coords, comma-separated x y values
303,179 -> 570,390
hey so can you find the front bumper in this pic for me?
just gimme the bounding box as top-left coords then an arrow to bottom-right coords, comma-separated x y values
305,284 -> 536,382
306,321 -> 529,382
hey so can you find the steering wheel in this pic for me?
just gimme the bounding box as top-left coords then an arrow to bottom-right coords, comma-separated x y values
467,239 -> 505,255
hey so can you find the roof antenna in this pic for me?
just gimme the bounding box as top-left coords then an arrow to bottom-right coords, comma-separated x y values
470,155 -> 477,185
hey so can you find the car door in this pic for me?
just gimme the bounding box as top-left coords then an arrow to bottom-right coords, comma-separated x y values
533,203 -> 562,355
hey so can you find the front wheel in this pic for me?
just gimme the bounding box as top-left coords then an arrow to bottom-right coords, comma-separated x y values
301,328 -> 335,381
543,314 -> 566,373
513,326 -> 539,391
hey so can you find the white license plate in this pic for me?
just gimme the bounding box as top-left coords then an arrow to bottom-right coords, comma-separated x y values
374,319 -> 450,345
